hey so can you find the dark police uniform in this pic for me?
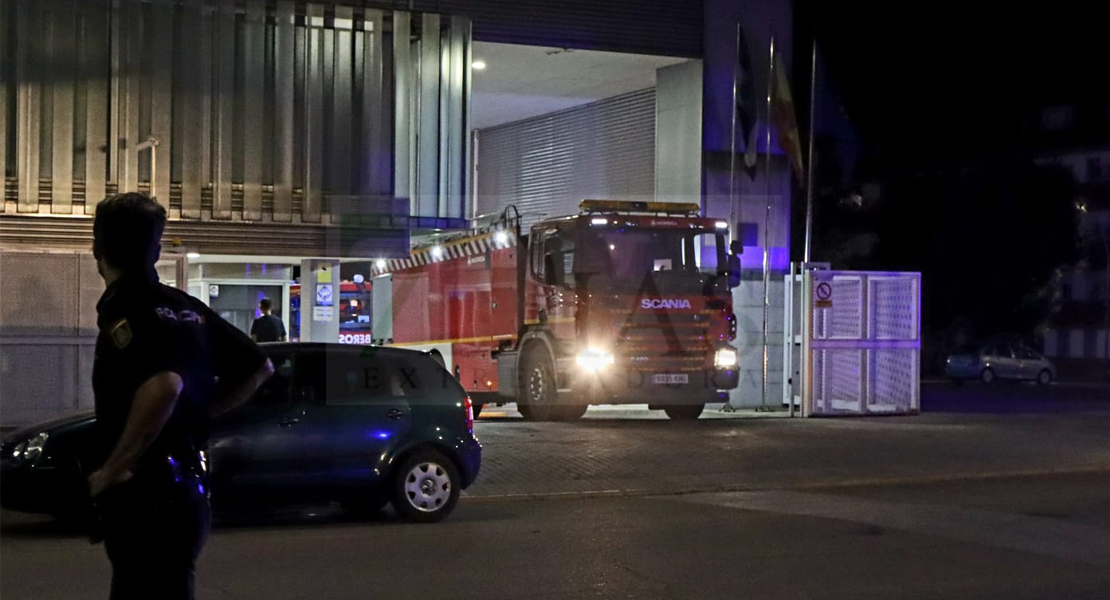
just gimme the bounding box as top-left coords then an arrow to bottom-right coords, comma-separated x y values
93,272 -> 265,600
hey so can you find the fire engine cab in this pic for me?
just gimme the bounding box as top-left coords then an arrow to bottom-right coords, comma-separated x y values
370,200 -> 741,420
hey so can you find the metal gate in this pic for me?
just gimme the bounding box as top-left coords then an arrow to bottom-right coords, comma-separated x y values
784,264 -> 921,417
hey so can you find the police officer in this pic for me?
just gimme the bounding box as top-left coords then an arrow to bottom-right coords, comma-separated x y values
87,192 -> 274,600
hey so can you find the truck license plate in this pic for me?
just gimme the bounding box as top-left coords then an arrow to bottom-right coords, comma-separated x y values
653,374 -> 688,385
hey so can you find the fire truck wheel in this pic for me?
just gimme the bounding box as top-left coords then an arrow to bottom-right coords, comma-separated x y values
557,403 -> 587,420
520,344 -> 559,421
663,404 -> 705,420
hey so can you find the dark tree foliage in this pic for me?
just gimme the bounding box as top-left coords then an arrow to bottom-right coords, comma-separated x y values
815,161 -> 1080,350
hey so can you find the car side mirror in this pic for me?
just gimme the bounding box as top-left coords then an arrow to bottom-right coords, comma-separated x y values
727,255 -> 741,289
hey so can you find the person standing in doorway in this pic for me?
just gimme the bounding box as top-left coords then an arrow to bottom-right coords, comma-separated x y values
88,192 -> 274,599
250,298 -> 287,343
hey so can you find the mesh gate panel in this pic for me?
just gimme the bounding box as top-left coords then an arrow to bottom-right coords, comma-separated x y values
806,271 -> 920,416
870,277 -> 918,340
814,349 -> 864,413
867,349 -> 918,412
813,275 -> 864,340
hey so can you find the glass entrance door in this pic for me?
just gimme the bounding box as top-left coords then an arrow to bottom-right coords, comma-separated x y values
208,284 -> 286,337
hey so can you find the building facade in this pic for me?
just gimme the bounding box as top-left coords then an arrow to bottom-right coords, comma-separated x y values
1,0 -> 797,426
1038,145 -> 1110,375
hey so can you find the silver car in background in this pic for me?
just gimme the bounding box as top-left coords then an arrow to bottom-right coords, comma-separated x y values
945,342 -> 1057,385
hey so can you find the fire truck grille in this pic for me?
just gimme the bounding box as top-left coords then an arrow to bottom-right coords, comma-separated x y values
615,319 -> 711,370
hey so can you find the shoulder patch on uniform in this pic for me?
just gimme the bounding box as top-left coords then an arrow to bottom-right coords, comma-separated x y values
109,319 -> 133,349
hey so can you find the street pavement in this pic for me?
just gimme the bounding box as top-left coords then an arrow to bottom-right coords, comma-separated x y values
464,381 -> 1110,499
2,381 -> 1109,599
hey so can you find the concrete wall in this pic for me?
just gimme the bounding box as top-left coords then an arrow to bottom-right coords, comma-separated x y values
655,61 -> 703,204
701,0 -> 794,408
0,250 -> 100,428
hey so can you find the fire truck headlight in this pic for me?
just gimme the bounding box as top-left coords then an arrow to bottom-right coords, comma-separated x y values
576,349 -> 615,373
715,347 -> 738,368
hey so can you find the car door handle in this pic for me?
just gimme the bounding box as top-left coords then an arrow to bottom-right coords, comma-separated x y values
277,417 -> 300,428
386,409 -> 406,421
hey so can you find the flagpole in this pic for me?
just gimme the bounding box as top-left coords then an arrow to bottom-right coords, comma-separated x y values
803,39 -> 818,263
728,22 -> 741,235
760,33 -> 775,410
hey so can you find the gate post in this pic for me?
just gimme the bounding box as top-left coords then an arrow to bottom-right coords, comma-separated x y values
798,262 -> 829,417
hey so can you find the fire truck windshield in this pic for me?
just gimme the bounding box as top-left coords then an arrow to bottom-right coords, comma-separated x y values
572,228 -> 728,289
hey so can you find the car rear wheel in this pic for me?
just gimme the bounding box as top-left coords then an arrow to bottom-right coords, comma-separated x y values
981,368 -> 996,384
663,404 -> 705,420
1037,369 -> 1053,385
391,449 -> 460,523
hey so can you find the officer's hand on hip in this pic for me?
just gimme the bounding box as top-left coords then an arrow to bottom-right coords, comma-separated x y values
88,467 -> 133,498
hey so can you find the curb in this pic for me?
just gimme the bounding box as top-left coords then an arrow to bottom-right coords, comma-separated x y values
460,463 -> 1110,504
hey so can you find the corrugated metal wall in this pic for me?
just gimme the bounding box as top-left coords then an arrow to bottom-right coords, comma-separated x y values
0,0 -> 469,227
475,89 -> 656,228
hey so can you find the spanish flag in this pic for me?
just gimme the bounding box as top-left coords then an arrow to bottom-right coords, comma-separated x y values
771,53 -> 805,187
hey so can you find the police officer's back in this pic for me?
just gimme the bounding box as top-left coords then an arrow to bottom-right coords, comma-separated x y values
87,193 -> 273,600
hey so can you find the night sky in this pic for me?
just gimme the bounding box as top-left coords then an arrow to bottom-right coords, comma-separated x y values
796,0 -> 1106,160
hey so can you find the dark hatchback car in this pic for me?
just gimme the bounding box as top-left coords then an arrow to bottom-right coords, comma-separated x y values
1,343 -> 481,523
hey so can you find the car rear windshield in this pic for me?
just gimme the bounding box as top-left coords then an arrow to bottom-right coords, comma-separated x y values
298,349 -> 459,406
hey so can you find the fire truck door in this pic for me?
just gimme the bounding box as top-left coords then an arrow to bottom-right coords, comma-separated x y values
538,227 -> 577,352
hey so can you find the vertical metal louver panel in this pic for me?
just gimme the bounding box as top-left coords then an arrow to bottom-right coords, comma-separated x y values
475,88 -> 655,229
3,0 -> 468,230
405,0 -> 702,58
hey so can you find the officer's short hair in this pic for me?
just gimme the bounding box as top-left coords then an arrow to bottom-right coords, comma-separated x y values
260,298 -> 273,311
93,193 -> 167,273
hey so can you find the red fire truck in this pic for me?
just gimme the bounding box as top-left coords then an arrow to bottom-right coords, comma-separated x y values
370,200 -> 741,420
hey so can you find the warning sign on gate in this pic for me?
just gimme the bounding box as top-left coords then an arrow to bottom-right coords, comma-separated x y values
815,281 -> 833,308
